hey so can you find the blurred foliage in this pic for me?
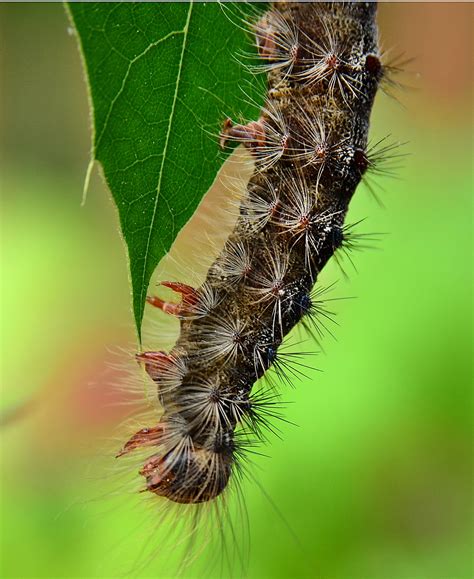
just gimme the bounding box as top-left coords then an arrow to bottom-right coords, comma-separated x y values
0,3 -> 472,579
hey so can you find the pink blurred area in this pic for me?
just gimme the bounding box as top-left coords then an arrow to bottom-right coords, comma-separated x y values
379,3 -> 472,108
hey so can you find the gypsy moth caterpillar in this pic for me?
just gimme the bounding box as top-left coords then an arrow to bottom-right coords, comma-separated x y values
111,1 -> 398,573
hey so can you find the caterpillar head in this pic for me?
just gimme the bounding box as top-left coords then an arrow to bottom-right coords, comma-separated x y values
139,432 -> 234,504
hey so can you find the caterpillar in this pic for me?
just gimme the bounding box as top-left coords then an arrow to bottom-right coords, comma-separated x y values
116,0 -> 387,555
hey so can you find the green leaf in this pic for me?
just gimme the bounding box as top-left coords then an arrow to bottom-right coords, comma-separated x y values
67,2 -> 265,339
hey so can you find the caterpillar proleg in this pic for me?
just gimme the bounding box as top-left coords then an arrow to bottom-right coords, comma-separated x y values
116,0 -> 390,568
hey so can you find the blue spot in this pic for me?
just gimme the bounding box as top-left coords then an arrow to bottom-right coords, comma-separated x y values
267,346 -> 277,363
298,293 -> 312,314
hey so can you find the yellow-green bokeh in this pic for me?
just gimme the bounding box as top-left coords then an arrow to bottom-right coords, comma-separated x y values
1,4 -> 472,578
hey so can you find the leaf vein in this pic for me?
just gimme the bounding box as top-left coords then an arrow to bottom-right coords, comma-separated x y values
139,2 -> 194,309
95,28 -> 184,153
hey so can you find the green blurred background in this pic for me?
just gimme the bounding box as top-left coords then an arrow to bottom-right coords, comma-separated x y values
1,3 -> 472,578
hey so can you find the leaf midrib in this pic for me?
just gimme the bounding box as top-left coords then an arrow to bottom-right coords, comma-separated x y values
139,2 -> 193,333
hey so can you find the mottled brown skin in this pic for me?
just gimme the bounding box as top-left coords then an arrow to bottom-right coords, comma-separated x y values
122,2 -> 382,504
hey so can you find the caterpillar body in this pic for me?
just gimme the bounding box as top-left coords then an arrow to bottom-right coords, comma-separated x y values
118,1 -> 384,509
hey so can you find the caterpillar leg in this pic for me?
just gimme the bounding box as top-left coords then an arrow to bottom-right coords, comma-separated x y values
116,424 -> 164,457
146,281 -> 198,316
220,118 -> 266,151
135,350 -> 174,383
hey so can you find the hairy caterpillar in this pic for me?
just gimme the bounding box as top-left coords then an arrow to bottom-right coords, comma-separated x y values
115,0 -> 390,564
